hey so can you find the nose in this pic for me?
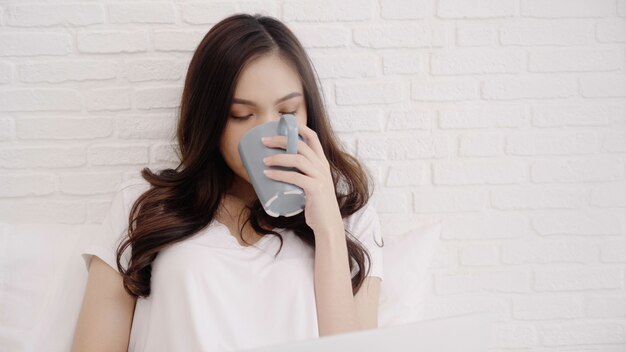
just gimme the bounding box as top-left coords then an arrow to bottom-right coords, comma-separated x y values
256,112 -> 286,126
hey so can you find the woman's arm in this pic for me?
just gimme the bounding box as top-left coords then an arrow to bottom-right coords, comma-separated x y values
71,256 -> 136,352
314,226 -> 374,337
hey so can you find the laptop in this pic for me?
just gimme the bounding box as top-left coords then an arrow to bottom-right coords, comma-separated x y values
240,311 -> 495,352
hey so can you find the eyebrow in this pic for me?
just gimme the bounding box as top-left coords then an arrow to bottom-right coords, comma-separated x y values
231,92 -> 302,107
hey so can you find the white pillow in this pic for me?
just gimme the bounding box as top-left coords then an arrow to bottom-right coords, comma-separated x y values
0,220 -> 442,351
0,222 -> 96,352
378,221 -> 443,327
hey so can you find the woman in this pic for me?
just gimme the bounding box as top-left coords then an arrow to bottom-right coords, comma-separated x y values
72,13 -> 384,352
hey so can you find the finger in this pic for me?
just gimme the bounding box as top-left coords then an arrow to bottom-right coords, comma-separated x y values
263,168 -> 311,192
262,136 -> 319,164
296,122 -> 326,161
264,153 -> 321,178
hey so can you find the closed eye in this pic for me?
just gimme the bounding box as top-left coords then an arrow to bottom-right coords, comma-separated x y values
230,110 -> 297,121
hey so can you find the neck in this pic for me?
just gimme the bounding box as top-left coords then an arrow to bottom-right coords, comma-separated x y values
225,174 -> 257,205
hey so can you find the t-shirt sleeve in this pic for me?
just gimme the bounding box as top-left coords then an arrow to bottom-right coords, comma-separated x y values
81,182 -> 135,275
344,200 -> 384,282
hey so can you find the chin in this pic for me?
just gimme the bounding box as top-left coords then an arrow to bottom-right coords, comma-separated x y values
237,168 -> 252,184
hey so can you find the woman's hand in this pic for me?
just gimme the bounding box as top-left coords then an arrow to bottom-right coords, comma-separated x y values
261,122 -> 343,237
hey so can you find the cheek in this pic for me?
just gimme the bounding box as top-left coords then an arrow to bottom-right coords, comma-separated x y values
221,125 -> 247,166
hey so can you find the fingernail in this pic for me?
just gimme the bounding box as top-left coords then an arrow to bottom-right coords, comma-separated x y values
261,137 -> 269,142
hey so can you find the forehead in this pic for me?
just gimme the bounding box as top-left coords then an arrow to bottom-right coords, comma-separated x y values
232,54 -> 303,103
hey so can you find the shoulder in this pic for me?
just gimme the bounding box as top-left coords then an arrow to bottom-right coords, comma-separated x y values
343,199 -> 379,231
343,198 -> 383,246
115,177 -> 152,209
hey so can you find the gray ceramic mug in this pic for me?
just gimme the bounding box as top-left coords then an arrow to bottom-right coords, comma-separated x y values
237,114 -> 306,217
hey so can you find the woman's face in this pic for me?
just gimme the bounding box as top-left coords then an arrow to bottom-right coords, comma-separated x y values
219,54 -> 308,187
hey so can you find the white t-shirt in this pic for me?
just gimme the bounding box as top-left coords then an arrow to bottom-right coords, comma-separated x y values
81,177 -> 384,352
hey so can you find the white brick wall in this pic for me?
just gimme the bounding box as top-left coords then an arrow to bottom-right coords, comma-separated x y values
0,1 -> 624,350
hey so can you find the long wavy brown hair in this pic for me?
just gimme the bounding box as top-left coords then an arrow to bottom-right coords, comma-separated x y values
116,13 -> 380,298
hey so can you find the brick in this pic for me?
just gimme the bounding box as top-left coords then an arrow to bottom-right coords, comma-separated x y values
529,47 -> 623,72
442,212 -> 529,239
581,73 -> 626,97
438,0 -> 516,18
84,88 -> 131,111
386,109 -> 431,130
382,53 -> 426,75
600,239 -> 626,262
16,118 -> 112,140
87,145 -> 149,166
501,239 -> 598,264
283,0 -> 373,22
521,0 -> 615,18
108,3 -> 175,24
412,77 -> 479,101
151,143 -> 179,164
59,172 -> 122,195
0,201 -> 86,223
500,20 -> 594,46
459,244 -> 499,266
20,60 -> 117,83
587,295 -> 626,318
375,190 -> 410,213
0,146 -> 85,168
0,89 -> 80,112
77,30 -> 149,53
413,188 -> 489,212
513,295 -> 584,320
5,4 -> 103,26
603,132 -> 626,152
506,131 -> 599,155
357,134 -> 449,160
596,19 -> 626,42
328,109 -> 382,132
291,25 -> 350,48
116,116 -> 176,139
309,53 -> 377,79
531,157 -> 624,183
439,104 -> 528,129
385,163 -> 429,186
133,86 -> 182,110
531,209 -> 625,236
424,296 -> 510,321
491,185 -> 587,210
236,2 -> 279,17
335,80 -> 402,105
456,23 -> 496,46
0,117 -> 14,140
540,322 -> 626,346
0,174 -> 55,197
590,181 -> 626,207
482,77 -> 577,99
0,62 -> 12,83
380,0 -> 433,19
123,59 -> 186,82
180,3 -> 236,24
354,23 -> 445,48
532,102 -> 621,127
433,159 -> 526,185
535,265 -> 623,291
431,48 -> 524,75
459,132 -> 505,156
0,32 -> 72,56
435,269 -> 530,294
153,30 -> 208,51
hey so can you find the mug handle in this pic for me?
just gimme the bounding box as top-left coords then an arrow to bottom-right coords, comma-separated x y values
277,114 -> 299,154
